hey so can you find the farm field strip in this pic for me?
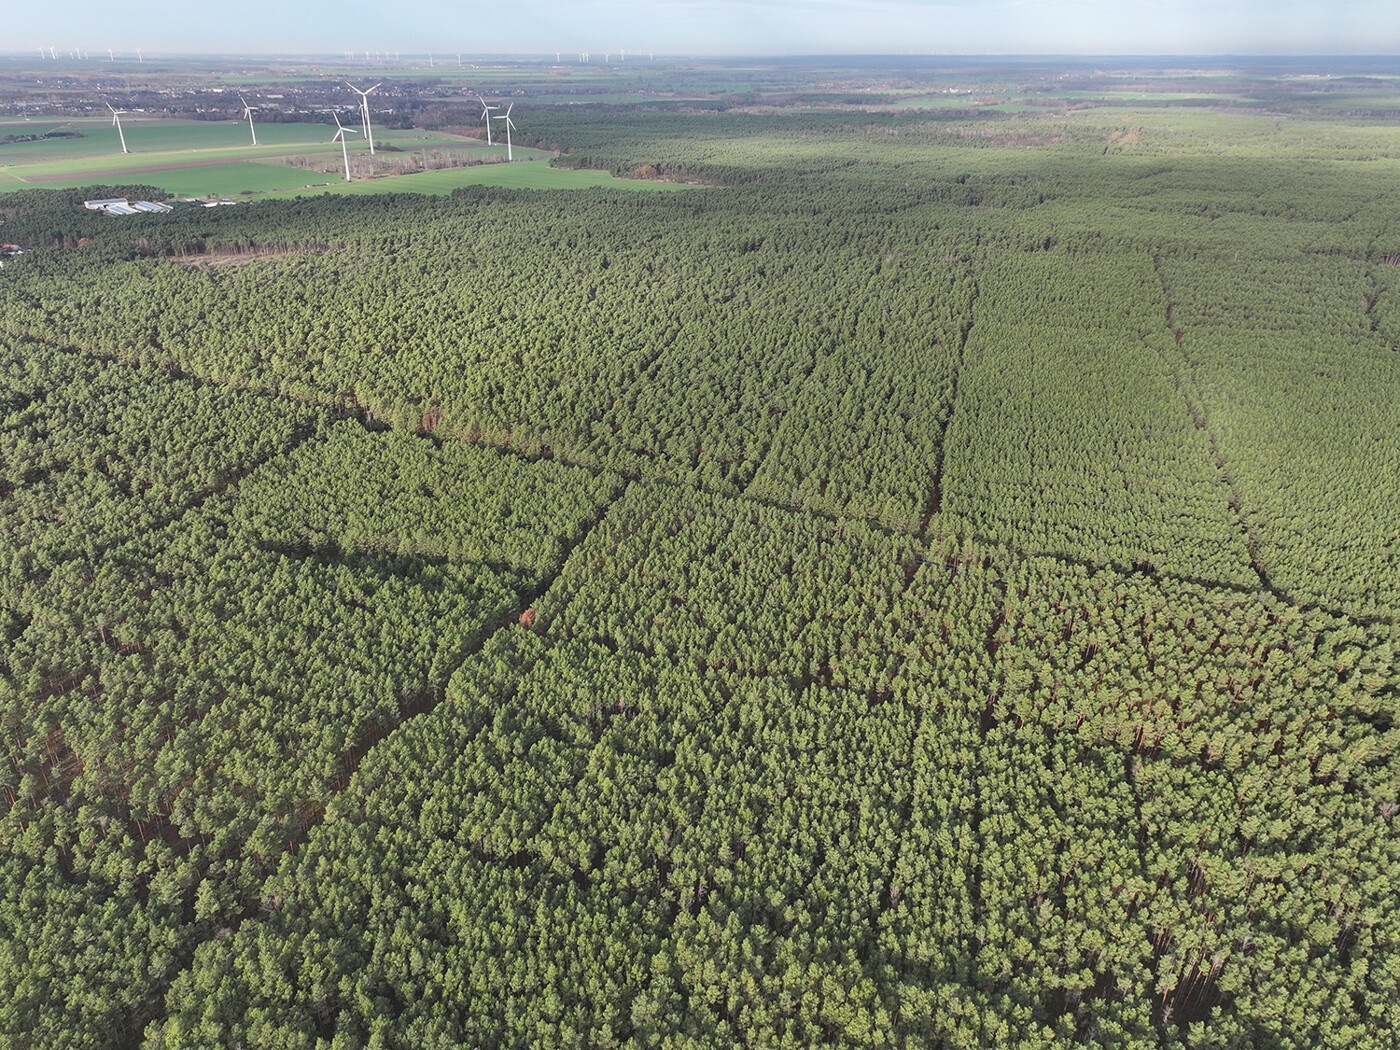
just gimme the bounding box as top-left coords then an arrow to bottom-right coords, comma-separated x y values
256,162 -> 693,197
0,118 -> 399,165
0,118 -> 552,197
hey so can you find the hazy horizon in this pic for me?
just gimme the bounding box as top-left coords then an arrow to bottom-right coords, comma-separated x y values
11,1 -> 1400,61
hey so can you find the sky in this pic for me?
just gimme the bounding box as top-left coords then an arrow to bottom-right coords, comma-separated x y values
10,0 -> 1400,58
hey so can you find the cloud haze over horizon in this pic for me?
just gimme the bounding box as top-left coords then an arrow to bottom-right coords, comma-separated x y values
10,0 -> 1399,58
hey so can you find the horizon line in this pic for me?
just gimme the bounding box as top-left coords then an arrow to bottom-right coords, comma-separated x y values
4,50 -> 1400,60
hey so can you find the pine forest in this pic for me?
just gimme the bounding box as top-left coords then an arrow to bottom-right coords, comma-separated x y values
1,55 -> 1399,1049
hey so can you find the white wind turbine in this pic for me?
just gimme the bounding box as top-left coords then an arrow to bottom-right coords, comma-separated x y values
239,94 -> 258,146
478,96 -> 496,146
329,112 -> 358,181
107,102 -> 129,154
345,81 -> 381,154
493,103 -> 517,161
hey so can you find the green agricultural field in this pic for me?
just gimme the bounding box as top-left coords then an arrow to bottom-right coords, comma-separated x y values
1015,90 -> 1243,103
259,162 -> 695,197
0,117 -> 616,198
889,93 -> 995,109
0,117 -> 345,167
518,92 -> 710,104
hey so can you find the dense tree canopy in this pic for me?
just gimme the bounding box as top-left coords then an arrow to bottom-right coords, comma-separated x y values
1,96 -> 1398,1048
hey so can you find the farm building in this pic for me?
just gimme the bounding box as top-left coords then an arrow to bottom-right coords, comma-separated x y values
82,198 -> 174,216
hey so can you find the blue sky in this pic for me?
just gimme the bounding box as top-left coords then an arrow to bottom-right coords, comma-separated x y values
11,0 -> 1399,57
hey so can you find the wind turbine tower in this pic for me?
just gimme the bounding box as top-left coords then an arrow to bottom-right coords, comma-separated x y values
330,112 -> 358,181
107,103 -> 129,154
345,81 -> 382,154
478,96 -> 496,146
494,103 -> 517,162
240,95 -> 258,146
